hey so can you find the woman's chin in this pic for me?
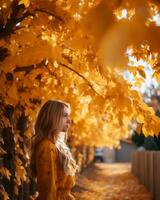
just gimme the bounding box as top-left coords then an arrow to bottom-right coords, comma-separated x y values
62,128 -> 68,132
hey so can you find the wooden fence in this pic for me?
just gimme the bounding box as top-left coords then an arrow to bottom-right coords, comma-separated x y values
132,151 -> 160,200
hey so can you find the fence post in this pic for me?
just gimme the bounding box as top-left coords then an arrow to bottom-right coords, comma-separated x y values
144,151 -> 148,189
148,151 -> 154,195
154,152 -> 160,200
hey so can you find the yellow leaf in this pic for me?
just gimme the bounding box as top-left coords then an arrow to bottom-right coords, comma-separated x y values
153,72 -> 160,83
154,123 -> 160,136
136,123 -> 142,134
142,125 -> 149,137
128,67 -> 137,76
6,83 -> 19,105
0,186 -> 10,200
53,60 -> 59,68
131,90 -> 141,100
117,96 -> 131,110
134,77 -> 144,87
137,114 -> 145,123
150,119 -> 160,137
137,68 -> 146,79
137,65 -> 144,70
18,0 -> 30,7
153,63 -> 160,70
0,167 -> 11,180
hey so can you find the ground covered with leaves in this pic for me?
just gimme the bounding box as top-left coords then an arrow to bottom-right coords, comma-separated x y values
73,163 -> 152,200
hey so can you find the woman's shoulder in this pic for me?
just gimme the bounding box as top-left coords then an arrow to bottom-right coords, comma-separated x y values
37,138 -> 57,153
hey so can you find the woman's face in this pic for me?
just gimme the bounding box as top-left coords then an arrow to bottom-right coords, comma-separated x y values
60,106 -> 71,132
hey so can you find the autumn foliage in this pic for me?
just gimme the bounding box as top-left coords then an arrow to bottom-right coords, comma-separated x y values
0,0 -> 160,199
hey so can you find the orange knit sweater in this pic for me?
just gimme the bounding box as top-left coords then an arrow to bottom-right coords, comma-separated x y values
35,138 -> 76,200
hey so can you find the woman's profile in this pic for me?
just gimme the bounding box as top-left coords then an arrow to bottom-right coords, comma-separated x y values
30,100 -> 78,200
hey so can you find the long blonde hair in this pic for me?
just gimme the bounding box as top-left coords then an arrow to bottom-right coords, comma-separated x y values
30,100 -> 72,177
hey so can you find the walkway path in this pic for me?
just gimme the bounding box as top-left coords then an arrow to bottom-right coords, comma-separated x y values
73,163 -> 152,200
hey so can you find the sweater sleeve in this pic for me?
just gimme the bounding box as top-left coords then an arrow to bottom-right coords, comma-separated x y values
65,175 -> 76,189
36,142 -> 58,200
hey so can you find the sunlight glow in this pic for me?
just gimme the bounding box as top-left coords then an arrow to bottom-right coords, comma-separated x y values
146,2 -> 160,26
114,8 -> 135,21
124,47 -> 159,95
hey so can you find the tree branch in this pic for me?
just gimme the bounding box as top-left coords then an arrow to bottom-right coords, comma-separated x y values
0,1 -> 33,39
14,59 -> 102,97
59,62 -> 103,97
0,1 -> 63,39
13,59 -> 46,75
35,8 -> 64,23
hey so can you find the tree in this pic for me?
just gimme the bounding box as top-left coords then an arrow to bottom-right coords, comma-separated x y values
0,0 -> 160,199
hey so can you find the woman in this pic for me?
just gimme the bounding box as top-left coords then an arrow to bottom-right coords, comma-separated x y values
30,100 -> 78,200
